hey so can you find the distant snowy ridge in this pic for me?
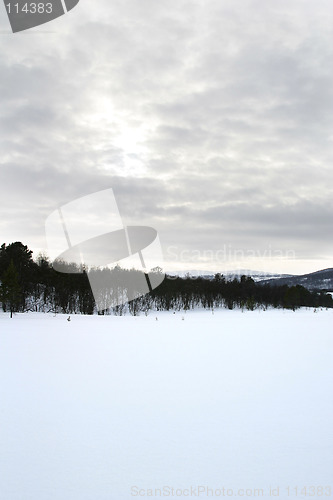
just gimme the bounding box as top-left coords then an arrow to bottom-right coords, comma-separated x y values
259,268 -> 333,291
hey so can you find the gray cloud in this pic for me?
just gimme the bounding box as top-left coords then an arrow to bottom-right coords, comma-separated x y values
0,0 -> 332,272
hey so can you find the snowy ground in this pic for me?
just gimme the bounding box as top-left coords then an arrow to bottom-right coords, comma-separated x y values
0,308 -> 332,500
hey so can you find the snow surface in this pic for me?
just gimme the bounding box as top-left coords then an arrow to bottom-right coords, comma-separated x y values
0,309 -> 332,500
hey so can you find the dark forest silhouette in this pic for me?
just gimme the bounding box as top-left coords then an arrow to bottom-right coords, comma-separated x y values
0,242 -> 332,316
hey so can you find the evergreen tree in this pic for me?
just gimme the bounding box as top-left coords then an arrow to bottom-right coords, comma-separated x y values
0,260 -> 21,318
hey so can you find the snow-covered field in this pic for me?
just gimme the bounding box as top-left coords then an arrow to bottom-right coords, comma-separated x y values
0,309 -> 332,500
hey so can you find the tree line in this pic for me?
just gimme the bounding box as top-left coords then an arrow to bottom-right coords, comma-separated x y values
0,242 -> 332,317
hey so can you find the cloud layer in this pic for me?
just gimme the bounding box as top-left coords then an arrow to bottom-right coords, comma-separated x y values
0,0 -> 332,273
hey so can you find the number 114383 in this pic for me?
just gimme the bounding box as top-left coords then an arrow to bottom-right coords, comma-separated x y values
5,3 -> 53,14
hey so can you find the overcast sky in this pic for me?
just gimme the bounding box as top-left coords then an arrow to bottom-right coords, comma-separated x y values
0,0 -> 332,274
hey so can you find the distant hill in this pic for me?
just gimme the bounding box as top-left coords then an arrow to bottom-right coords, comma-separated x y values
259,268 -> 333,291
166,268 -> 333,291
